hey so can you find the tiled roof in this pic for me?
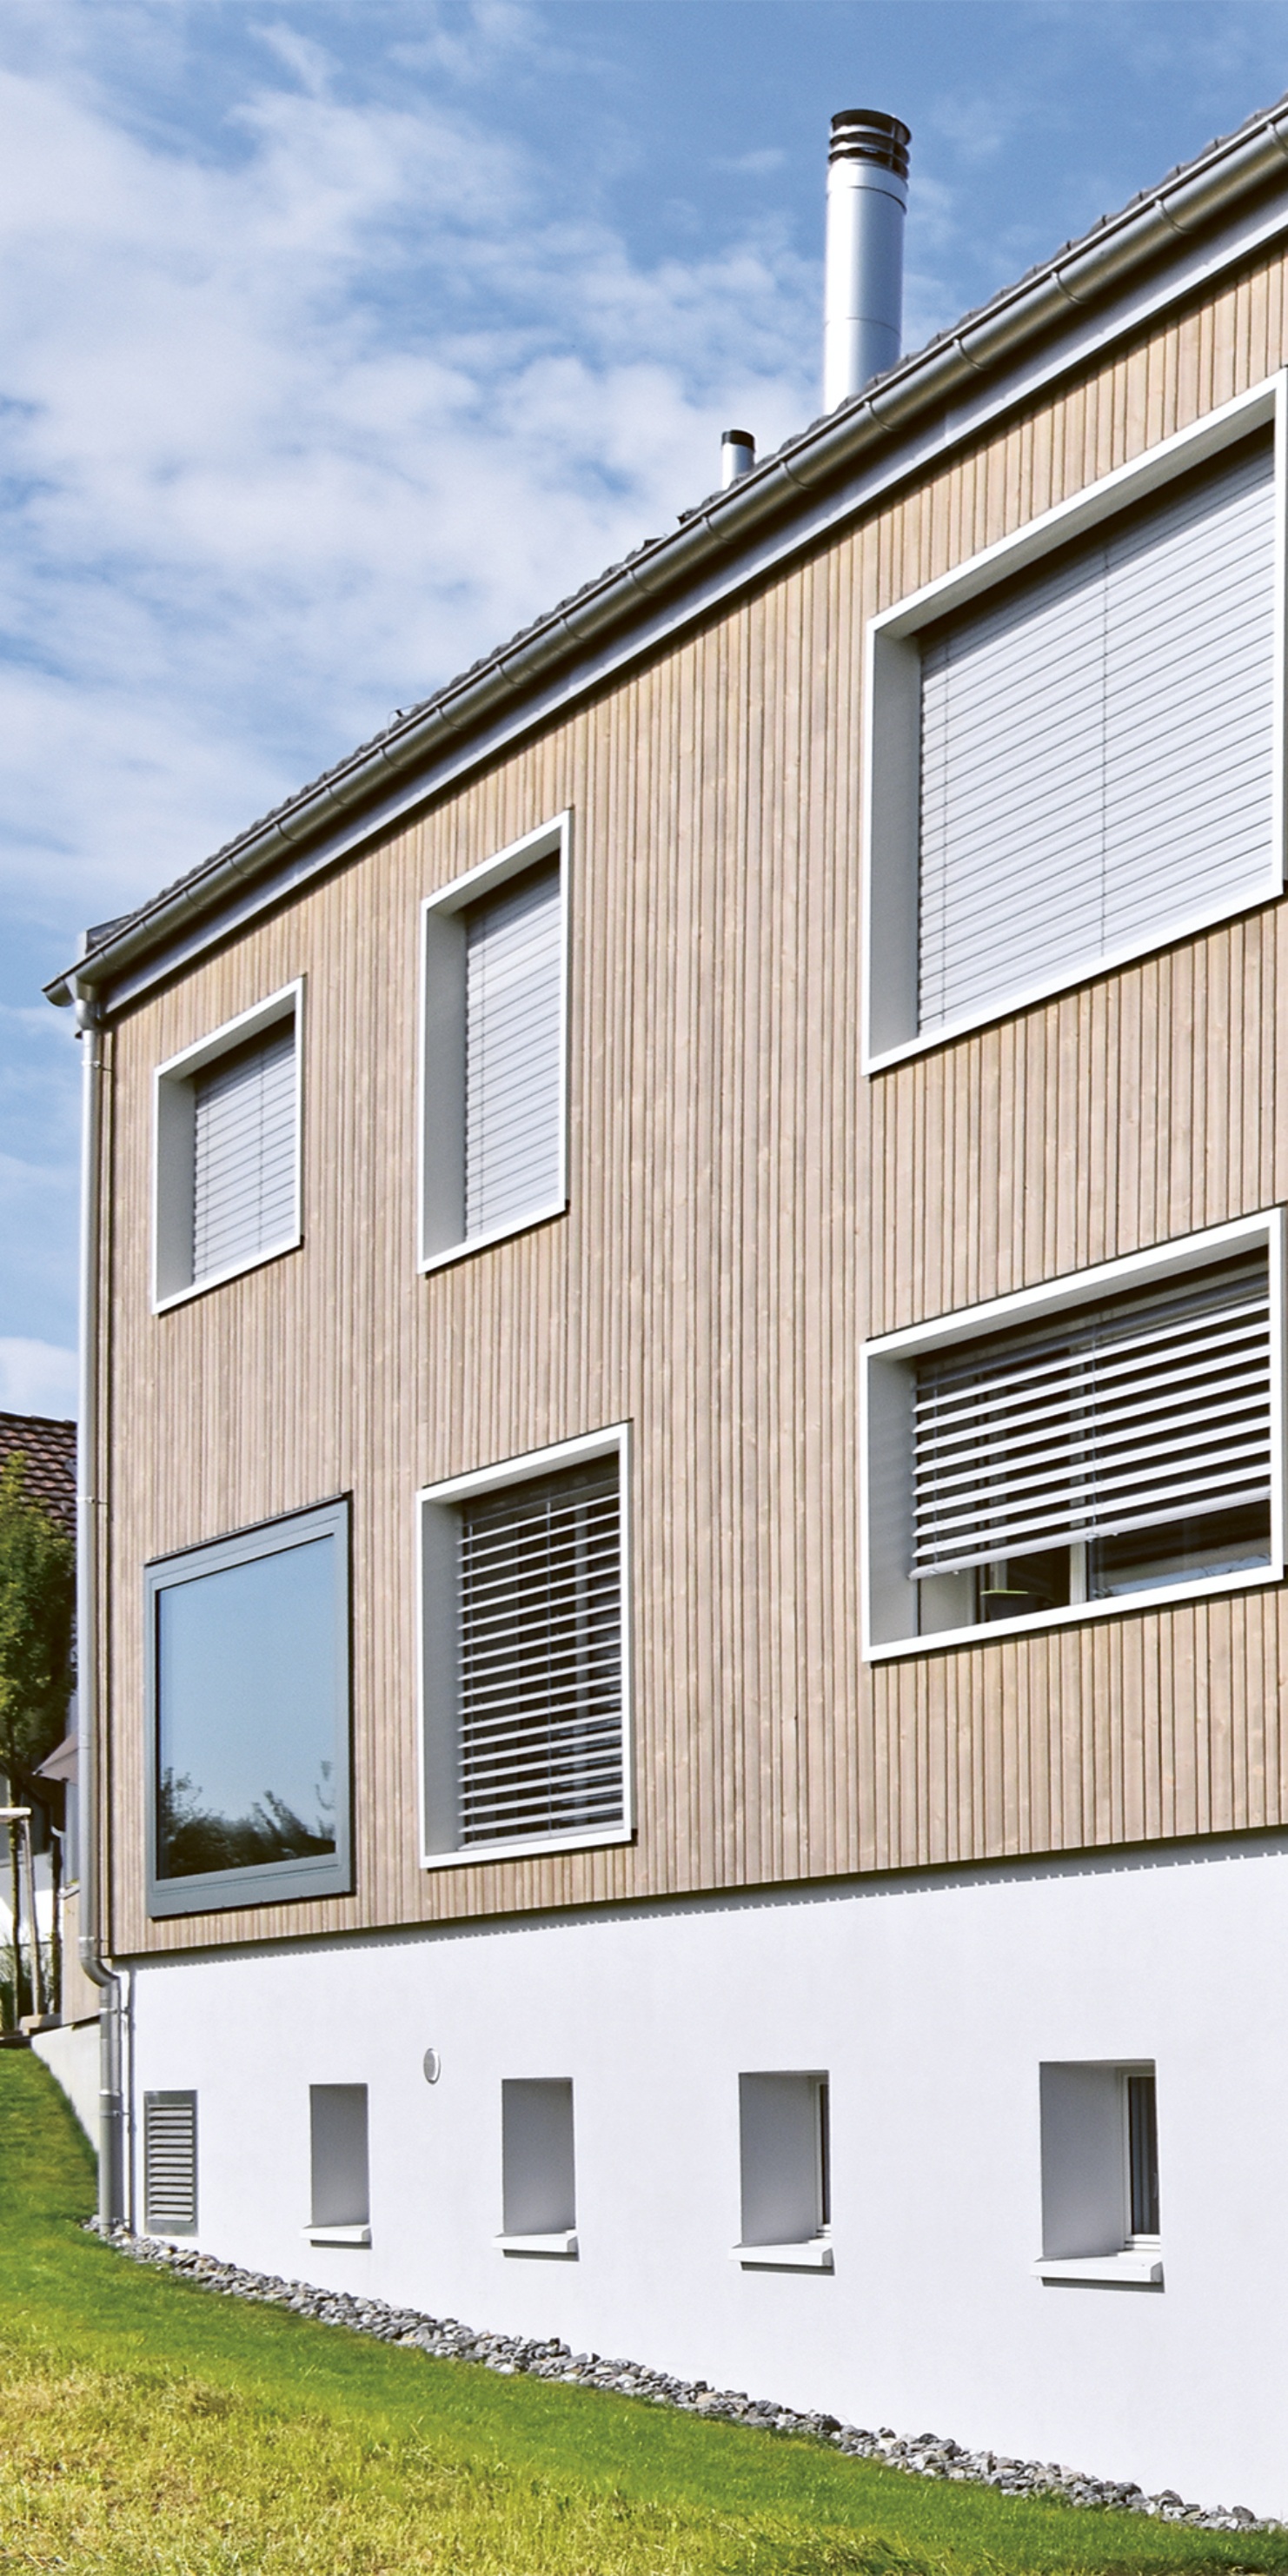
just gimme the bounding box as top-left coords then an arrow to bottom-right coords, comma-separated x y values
0,1413 -> 76,1540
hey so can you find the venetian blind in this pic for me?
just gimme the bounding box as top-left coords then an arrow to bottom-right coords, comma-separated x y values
191,1021 -> 296,1284
918,439 -> 1276,1033
456,1455 -> 623,1849
464,859 -> 561,1239
143,2090 -> 197,2232
912,1251 -> 1271,1577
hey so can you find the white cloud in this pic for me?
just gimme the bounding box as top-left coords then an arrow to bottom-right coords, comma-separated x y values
0,1340 -> 77,1420
0,3 -> 820,943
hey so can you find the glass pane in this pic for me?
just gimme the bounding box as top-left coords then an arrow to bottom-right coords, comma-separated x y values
1090,1503 -> 1271,1599
156,1535 -> 338,1879
1127,2073 -> 1160,2238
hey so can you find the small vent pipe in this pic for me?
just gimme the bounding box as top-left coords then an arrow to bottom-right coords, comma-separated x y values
720,428 -> 755,488
823,109 -> 911,412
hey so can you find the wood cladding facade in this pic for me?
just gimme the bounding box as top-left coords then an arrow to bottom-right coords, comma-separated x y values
97,244 -> 1288,1958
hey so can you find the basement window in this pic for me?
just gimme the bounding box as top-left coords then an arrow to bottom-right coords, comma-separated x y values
733,2071 -> 833,2270
307,2084 -> 371,2247
1034,2061 -> 1163,2286
496,2078 -> 578,2255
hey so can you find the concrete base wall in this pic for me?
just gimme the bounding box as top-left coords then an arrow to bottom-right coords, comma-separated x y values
126,1835 -> 1288,2515
32,2017 -> 99,2144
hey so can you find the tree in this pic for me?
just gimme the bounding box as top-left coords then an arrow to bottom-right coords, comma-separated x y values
0,1453 -> 75,2023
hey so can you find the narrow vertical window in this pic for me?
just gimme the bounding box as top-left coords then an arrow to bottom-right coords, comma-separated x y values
464,860 -> 561,1240
420,818 -> 568,1269
1126,2072 -> 1160,2240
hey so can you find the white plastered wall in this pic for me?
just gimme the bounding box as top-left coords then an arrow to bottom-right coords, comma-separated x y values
127,1836 -> 1288,2515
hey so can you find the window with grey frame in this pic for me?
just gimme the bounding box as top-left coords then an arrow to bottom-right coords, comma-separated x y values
146,1497 -> 351,1916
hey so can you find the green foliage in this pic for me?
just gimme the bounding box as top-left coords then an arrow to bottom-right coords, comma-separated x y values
2,2052 -> 1286,2575
0,1451 -> 75,1785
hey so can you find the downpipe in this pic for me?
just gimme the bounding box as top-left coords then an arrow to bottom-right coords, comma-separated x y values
74,992 -> 123,2227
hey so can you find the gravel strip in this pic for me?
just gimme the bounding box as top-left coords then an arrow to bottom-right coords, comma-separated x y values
88,2220 -> 1277,2535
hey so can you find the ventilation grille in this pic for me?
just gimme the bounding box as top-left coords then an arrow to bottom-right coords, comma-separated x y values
192,1021 -> 296,1283
457,1455 -> 622,1848
143,2090 -> 197,2233
919,440 -> 1275,1032
913,1252 -> 1272,1577
464,860 -> 561,1240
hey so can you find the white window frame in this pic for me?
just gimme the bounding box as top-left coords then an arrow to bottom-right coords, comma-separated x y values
152,979 -> 304,1312
417,813 -> 571,1274
416,1421 -> 634,1869
861,1210 -> 1285,1660
862,372 -> 1288,1072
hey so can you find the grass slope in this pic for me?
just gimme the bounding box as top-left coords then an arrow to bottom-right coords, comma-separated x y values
0,2054 -> 1283,2575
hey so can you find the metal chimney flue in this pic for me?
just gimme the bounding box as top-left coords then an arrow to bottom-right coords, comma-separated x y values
721,428 -> 756,488
824,109 -> 911,412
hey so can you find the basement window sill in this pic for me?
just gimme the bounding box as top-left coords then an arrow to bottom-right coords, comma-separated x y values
304,2223 -> 371,2247
732,2240 -> 834,2272
1033,2249 -> 1163,2286
495,2230 -> 579,2258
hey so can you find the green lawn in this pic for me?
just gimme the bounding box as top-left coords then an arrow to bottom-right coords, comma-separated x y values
1,2054 -> 1284,2576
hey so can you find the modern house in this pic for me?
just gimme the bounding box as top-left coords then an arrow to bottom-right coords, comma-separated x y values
46,92 -> 1288,2513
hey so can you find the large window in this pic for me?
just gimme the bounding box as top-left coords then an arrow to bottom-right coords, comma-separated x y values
145,1497 -> 351,1915
864,377 -> 1285,1068
420,816 -> 568,1271
863,1216 -> 1283,1656
419,1428 -> 632,1867
154,983 -> 302,1309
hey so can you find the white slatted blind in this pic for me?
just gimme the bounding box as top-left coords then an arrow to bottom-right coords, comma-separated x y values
191,1021 -> 296,1283
143,2090 -> 197,2232
464,860 -> 561,1239
913,1252 -> 1271,1576
456,1456 -> 622,1848
919,440 -> 1276,1032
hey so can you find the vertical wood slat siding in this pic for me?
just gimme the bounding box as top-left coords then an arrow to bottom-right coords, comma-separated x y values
99,241 -> 1288,1957
192,1023 -> 295,1280
919,439 -> 1276,1032
464,859 -> 561,1238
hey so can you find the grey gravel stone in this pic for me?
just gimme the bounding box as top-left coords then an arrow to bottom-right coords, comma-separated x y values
85,2217 -> 1284,2533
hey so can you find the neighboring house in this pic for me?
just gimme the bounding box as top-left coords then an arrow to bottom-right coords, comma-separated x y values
45,92 -> 1288,2513
0,1412 -> 80,2012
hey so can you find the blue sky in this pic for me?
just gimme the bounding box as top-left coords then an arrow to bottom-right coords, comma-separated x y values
5,0 -> 1288,1416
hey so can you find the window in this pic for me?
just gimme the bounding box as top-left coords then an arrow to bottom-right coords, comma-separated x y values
419,1427 -> 632,1867
420,815 -> 568,1270
864,376 -> 1285,1067
154,983 -> 302,1308
734,2072 -> 833,2270
145,1497 -> 351,1916
1035,2061 -> 1163,2286
308,2084 -> 370,2246
143,2090 -> 197,2234
497,2078 -> 577,2254
864,1215 -> 1283,1656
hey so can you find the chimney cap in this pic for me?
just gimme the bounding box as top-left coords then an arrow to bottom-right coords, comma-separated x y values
828,109 -> 911,180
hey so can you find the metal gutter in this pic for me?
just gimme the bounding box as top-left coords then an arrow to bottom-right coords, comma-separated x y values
73,993 -> 125,2226
46,90 -> 1288,1014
